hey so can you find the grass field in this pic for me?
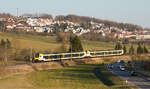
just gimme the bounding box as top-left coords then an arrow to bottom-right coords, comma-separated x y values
0,32 -> 116,52
0,33 -> 61,52
0,32 -> 150,53
0,63 -> 136,89
82,40 -> 115,50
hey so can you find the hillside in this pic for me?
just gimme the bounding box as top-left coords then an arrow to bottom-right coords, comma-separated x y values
0,32 -> 115,52
0,32 -> 150,53
55,14 -> 143,31
0,33 -> 60,52
1,13 -> 150,41
0,32 -> 149,65
0,62 -> 136,89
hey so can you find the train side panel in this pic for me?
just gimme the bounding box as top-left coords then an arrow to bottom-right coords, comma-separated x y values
32,50 -> 124,62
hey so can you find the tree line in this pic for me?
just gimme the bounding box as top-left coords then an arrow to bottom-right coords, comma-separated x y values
115,43 -> 149,55
0,38 -> 33,65
55,14 -> 144,31
0,13 -> 149,32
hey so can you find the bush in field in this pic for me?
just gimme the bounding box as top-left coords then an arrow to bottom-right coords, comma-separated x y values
19,49 -> 30,61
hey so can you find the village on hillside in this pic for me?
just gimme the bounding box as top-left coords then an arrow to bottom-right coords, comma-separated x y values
0,14 -> 150,40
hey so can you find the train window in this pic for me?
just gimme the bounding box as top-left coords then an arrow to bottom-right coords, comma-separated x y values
35,53 -> 39,58
72,54 -> 79,57
105,52 -> 110,56
64,54 -> 71,57
113,52 -> 117,54
109,52 -> 113,55
50,55 -> 57,59
96,53 -> 99,55
109,52 -> 112,54
80,53 -> 85,56
96,53 -> 100,55
57,55 -> 62,58
90,53 -> 95,56
119,51 -> 122,54
43,56 -> 49,59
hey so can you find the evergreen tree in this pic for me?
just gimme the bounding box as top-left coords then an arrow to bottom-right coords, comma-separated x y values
70,36 -> 83,52
115,43 -> 122,50
143,45 -> 148,53
123,45 -> 127,54
0,39 -> 6,48
137,44 -> 143,54
129,45 -> 134,55
115,43 -> 118,50
6,39 -> 11,49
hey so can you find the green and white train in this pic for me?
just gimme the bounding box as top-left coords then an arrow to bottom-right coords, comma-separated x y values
32,50 -> 124,62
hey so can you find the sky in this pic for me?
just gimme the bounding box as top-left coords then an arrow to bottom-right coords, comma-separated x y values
0,0 -> 150,28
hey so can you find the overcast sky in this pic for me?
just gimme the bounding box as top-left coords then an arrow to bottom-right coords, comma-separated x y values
0,0 -> 150,28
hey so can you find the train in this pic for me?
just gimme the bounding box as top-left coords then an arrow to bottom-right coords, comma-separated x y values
32,50 -> 124,62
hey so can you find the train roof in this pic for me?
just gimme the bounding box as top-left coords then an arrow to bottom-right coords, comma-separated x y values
36,51 -> 84,54
35,50 -> 123,54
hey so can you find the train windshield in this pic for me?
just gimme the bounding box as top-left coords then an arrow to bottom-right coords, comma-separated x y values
35,53 -> 39,58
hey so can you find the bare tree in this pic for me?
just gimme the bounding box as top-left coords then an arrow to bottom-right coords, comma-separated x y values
0,39 -> 12,65
11,38 -> 20,60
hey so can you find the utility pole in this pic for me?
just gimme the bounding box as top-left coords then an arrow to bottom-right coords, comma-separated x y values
30,47 -> 33,62
70,33 -> 73,61
17,8 -> 19,17
71,44 -> 73,61
4,45 -> 8,65
86,42 -> 88,51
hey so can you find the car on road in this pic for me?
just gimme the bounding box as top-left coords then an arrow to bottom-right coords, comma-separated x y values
120,60 -> 125,64
107,64 -> 114,69
127,61 -> 131,64
120,65 -> 125,71
130,71 -> 138,76
115,60 -> 125,64
115,60 -> 121,63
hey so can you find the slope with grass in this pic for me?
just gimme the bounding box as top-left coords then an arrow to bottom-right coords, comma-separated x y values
0,33 -> 61,52
0,32 -> 150,52
27,64 -> 135,89
0,63 -> 135,89
0,33 -> 116,52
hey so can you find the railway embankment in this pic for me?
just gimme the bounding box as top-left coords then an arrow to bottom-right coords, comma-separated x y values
0,55 -> 132,78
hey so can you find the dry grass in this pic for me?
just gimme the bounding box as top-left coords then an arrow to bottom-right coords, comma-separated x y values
0,58 -> 137,89
27,64 -> 135,89
1,32 -> 150,53
82,40 -> 115,50
0,33 -> 116,53
0,33 -> 61,52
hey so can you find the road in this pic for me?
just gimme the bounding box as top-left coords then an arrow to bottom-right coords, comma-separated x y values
108,63 -> 150,89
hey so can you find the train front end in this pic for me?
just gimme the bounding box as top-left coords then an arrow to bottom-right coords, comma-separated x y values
32,53 -> 40,62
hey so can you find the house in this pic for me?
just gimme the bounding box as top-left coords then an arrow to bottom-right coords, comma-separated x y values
136,35 -> 150,40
